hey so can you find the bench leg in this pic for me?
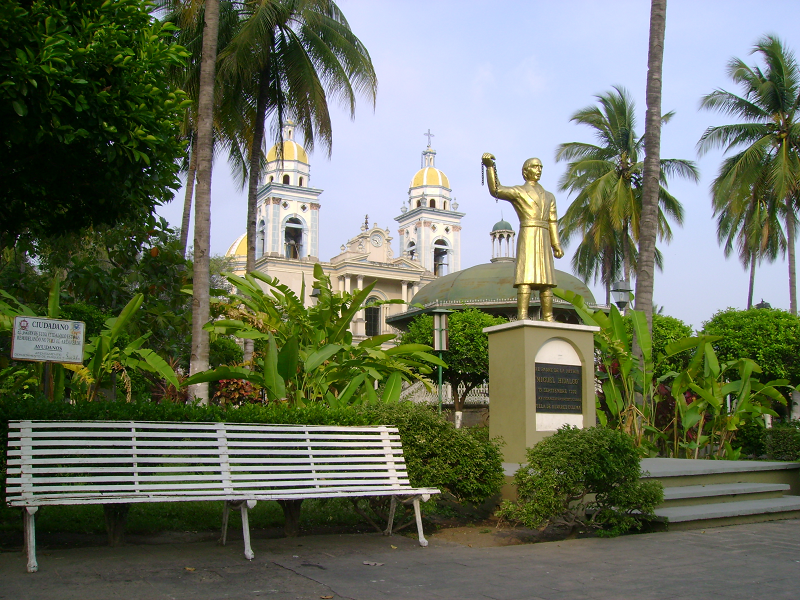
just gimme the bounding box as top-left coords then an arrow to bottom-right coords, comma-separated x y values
240,500 -> 257,561
412,497 -> 428,547
383,496 -> 397,536
24,507 -> 38,573
220,501 -> 231,546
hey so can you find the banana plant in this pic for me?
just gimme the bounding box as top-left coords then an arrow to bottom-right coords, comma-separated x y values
65,294 -> 180,401
554,288 -> 661,446
184,264 -> 445,406
664,336 -> 788,459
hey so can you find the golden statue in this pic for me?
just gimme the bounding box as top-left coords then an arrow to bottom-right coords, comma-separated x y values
482,154 -> 564,321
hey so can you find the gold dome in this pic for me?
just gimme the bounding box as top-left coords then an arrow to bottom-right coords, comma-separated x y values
266,140 -> 309,163
410,167 -> 450,189
226,233 -> 247,257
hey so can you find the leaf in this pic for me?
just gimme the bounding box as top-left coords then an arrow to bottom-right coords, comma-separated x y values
263,333 -> 286,400
135,348 -> 179,388
304,344 -> 342,372
277,336 -> 299,381
183,366 -> 263,387
12,100 -> 27,116
47,276 -> 60,318
382,372 -> 403,403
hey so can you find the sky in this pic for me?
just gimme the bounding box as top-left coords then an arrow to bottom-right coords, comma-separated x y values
156,0 -> 800,331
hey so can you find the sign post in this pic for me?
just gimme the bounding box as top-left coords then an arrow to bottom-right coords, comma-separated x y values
11,317 -> 85,400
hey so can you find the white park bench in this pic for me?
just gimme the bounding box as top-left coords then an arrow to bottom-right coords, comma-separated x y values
5,420 -> 440,572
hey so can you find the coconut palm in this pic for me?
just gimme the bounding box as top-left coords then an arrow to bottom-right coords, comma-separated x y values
699,35 -> 800,315
635,0 -> 668,329
556,86 -> 697,304
713,158 -> 786,309
216,0 -> 377,277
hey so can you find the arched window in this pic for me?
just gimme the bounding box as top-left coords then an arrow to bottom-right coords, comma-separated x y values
269,176 -> 274,183
443,201 -> 447,210
284,217 -> 303,259
298,177 -> 304,187
429,198 -> 436,208
365,297 -> 381,337
256,220 -> 266,258
416,200 -> 422,208
406,240 -> 417,261
433,239 -> 449,276
282,174 -> 290,185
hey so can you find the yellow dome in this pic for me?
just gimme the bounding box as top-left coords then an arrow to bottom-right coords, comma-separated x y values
410,167 -> 450,188
266,140 -> 308,163
226,233 -> 247,257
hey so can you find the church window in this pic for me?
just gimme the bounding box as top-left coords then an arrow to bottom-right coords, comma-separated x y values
433,239 -> 449,276
407,241 -> 417,261
365,297 -> 381,337
416,200 -> 422,208
283,174 -> 290,185
284,217 -> 303,259
256,220 -> 266,258
443,201 -> 447,210
299,177 -> 304,186
269,176 -> 274,183
429,199 -> 436,208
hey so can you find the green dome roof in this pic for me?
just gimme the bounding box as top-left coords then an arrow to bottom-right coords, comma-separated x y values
492,219 -> 514,232
410,260 -> 597,305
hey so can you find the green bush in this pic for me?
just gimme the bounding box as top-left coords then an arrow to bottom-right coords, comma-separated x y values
497,427 -> 663,537
731,420 -> 767,458
766,421 -> 800,461
703,308 -> 800,388
0,395 -> 504,507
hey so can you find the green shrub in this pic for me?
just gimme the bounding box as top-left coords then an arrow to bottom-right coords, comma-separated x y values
0,395 -> 504,507
766,421 -> 800,461
731,420 -> 767,458
497,427 -> 663,537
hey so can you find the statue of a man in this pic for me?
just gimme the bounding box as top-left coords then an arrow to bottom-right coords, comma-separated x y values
482,154 -> 564,321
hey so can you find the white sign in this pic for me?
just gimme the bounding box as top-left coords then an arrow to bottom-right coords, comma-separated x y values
11,316 -> 85,364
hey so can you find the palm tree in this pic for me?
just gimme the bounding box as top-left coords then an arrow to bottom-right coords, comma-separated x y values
635,0 -> 668,330
713,158 -> 786,309
188,0 -> 220,404
699,35 -> 800,315
217,0 -> 377,278
556,86 -> 697,304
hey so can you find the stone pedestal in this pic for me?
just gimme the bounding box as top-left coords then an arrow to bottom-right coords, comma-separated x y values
484,320 -> 598,470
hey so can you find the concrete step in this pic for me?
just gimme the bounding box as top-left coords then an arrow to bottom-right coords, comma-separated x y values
641,458 -> 800,493
655,495 -> 800,530
660,482 -> 790,507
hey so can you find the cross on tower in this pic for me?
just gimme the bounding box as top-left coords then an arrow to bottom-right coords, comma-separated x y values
423,129 -> 435,147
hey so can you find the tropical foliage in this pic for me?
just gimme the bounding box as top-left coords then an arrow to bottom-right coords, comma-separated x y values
699,35 -> 800,315
556,86 -> 698,304
185,263 -> 445,405
0,0 -> 189,247
400,308 -> 507,417
703,307 -> 800,390
497,426 -> 663,537
555,289 -> 789,459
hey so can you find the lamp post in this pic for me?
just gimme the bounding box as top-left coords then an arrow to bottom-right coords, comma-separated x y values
610,279 -> 633,314
430,308 -> 453,416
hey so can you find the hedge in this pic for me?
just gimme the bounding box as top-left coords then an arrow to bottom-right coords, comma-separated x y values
0,395 -> 504,507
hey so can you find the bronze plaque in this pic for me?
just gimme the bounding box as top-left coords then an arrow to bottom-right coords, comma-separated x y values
535,363 -> 582,414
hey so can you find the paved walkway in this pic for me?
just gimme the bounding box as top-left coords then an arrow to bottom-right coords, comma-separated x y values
2,519 -> 799,599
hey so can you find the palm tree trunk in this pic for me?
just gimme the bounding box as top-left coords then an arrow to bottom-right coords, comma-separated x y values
243,71 -> 270,364
787,208 -> 797,315
634,0 -> 667,334
180,135 -> 197,258
747,258 -> 756,309
189,0 -> 221,404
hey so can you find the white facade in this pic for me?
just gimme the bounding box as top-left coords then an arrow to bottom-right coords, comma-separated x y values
226,132 -> 464,340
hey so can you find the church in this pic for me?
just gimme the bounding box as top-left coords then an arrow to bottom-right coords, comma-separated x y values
225,124 -> 604,339
225,123 -> 466,339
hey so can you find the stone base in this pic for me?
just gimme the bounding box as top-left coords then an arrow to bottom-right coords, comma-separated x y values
484,320 -> 597,465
